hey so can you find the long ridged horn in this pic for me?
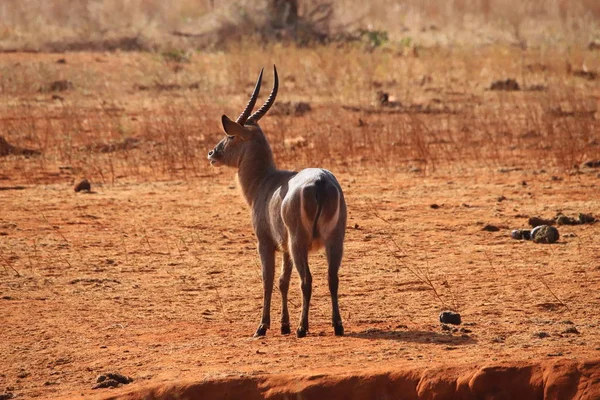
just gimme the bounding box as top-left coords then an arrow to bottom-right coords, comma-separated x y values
247,65 -> 278,124
236,68 -> 264,125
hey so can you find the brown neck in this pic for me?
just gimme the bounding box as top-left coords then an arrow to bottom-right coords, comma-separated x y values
236,140 -> 276,207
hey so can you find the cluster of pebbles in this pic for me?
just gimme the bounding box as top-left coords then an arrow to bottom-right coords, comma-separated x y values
511,213 -> 595,244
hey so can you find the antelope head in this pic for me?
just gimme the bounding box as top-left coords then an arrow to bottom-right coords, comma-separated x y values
208,66 -> 279,168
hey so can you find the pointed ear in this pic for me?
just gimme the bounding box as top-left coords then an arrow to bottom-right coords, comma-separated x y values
221,115 -> 252,140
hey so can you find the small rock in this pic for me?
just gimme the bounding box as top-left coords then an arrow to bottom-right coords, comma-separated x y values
439,311 -> 462,325
74,179 -> 91,192
490,79 -> 520,91
533,331 -> 550,338
93,379 -> 121,389
578,213 -> 595,224
556,214 -> 579,226
528,216 -> 555,227
531,225 -> 560,244
482,225 -> 500,232
562,326 -> 580,334
56,58 -> 67,64
497,195 -> 507,202
511,229 -> 531,240
96,372 -> 133,385
49,80 -> 74,92
0,394 -> 15,400
430,204 -> 440,209
582,159 -> 600,168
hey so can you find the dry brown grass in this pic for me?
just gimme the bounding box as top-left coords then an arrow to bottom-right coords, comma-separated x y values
0,40 -> 598,184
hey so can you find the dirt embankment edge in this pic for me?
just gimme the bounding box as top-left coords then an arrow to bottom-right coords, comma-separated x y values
103,358 -> 600,400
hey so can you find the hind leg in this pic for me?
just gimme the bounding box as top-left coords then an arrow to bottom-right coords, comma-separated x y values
254,242 -> 275,337
279,252 -> 293,335
326,242 -> 344,336
289,240 -> 312,338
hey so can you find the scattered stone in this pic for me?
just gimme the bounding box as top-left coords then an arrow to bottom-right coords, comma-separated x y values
531,225 -> 560,244
0,394 -> 14,400
0,136 -> 41,157
93,380 -> 121,389
511,229 -> 531,240
430,204 -> 440,209
490,79 -> 520,91
528,216 -> 555,227
459,327 -> 472,333
93,372 -> 133,389
56,58 -> 67,64
74,179 -> 91,193
579,213 -> 596,224
533,331 -> 550,339
582,160 -> 600,168
439,311 -> 462,325
497,195 -> 507,202
562,326 -> 580,334
440,324 -> 452,331
589,40 -> 600,50
48,80 -> 74,92
482,225 -> 500,232
556,214 -> 579,226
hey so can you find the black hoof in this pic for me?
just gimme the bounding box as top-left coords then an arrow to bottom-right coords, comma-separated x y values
296,327 -> 307,338
334,324 -> 344,336
281,324 -> 291,335
254,325 -> 268,337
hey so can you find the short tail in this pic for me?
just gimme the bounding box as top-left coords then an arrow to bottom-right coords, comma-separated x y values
311,179 -> 326,240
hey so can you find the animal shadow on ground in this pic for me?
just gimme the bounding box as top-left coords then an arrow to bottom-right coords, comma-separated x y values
348,328 -> 477,345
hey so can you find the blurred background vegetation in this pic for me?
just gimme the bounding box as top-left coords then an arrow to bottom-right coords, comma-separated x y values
1,0 -> 599,51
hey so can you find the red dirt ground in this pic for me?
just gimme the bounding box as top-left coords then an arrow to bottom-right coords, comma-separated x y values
1,51 -> 600,399
2,166 -> 600,399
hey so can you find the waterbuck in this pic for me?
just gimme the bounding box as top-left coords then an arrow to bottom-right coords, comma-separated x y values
207,66 -> 347,338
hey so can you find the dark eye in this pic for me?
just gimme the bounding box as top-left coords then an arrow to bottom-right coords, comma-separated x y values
227,135 -> 235,141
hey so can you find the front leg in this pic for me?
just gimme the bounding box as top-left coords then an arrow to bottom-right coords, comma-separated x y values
254,242 -> 276,337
